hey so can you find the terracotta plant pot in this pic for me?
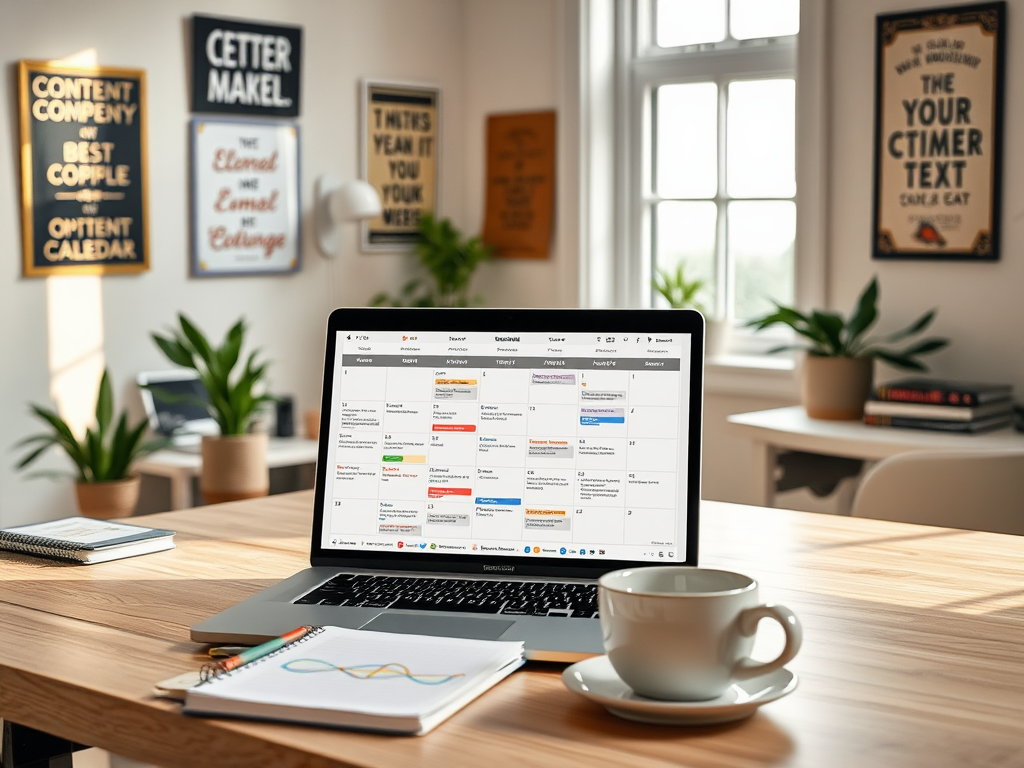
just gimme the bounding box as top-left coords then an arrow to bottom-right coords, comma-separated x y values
75,474 -> 142,519
801,355 -> 874,420
304,409 -> 321,441
201,433 -> 269,504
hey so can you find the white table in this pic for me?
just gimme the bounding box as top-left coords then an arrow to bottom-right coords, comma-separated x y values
135,436 -> 320,510
727,406 -> 1024,508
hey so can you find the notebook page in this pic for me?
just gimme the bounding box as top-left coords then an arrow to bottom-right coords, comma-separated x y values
191,627 -> 523,718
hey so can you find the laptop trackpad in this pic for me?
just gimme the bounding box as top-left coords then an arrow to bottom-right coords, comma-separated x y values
360,612 -> 514,641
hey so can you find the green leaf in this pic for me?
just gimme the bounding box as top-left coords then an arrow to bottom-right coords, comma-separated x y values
810,311 -> 844,355
178,314 -> 216,367
152,333 -> 195,368
897,337 -> 949,357
871,349 -> 929,371
95,369 -> 113,439
15,441 -> 57,470
845,277 -> 878,348
884,309 -> 937,343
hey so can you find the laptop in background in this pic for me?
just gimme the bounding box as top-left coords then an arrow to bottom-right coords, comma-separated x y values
192,308 -> 705,661
137,369 -> 218,450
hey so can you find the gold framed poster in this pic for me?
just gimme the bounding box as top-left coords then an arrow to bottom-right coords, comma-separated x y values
872,2 -> 1005,261
361,80 -> 440,252
482,111 -> 556,260
19,60 -> 149,276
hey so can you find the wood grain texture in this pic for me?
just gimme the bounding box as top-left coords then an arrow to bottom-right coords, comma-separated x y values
2,492 -> 1024,768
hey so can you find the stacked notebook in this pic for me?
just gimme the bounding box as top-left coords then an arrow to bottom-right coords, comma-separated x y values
0,517 -> 175,564
865,378 -> 1014,433
181,626 -> 525,735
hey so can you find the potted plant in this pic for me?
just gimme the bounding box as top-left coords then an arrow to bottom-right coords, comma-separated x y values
151,314 -> 276,504
653,262 -> 728,357
748,277 -> 949,420
370,213 -> 492,307
15,370 -> 167,518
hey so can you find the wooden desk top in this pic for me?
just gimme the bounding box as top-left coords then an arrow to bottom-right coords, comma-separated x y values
2,492 -> 1023,768
728,405 -> 1024,460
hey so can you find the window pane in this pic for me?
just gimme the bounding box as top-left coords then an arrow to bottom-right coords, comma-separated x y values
729,201 -> 795,319
730,0 -> 800,40
727,79 -> 795,198
656,0 -> 726,48
657,82 -> 718,199
654,201 -> 717,312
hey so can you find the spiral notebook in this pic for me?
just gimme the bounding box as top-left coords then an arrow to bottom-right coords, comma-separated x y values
0,517 -> 175,564
183,625 -> 525,735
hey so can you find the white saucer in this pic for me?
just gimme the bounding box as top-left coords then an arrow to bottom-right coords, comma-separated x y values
562,655 -> 797,726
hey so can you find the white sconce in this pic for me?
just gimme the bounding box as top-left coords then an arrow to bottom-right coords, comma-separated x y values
315,174 -> 381,258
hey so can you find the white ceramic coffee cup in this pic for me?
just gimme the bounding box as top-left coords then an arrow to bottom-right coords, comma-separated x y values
599,567 -> 802,701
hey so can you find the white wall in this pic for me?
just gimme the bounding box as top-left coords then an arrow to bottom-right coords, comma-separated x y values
461,0 -> 579,308
829,0 -> 1024,393
0,0 -> 470,527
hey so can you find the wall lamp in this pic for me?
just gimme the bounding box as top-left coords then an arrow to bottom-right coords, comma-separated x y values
314,174 -> 381,259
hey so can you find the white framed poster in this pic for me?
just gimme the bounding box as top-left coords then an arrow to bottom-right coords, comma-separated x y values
360,80 -> 440,252
191,118 -> 300,275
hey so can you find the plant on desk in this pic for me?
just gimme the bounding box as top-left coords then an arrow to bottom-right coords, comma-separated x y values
151,314 -> 276,504
370,213 -> 492,307
653,261 -> 728,357
15,369 -> 168,518
748,276 -> 949,420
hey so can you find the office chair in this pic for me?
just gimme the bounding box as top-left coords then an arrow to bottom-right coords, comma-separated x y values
851,449 -> 1024,536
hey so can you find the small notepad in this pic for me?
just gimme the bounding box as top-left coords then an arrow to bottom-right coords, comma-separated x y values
183,626 -> 525,734
0,517 -> 175,564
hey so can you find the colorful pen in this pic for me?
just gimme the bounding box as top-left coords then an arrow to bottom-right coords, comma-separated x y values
201,625 -> 313,681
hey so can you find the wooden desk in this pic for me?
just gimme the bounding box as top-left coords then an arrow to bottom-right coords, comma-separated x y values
2,492 -> 1023,767
135,437 -> 319,510
727,406 -> 1024,507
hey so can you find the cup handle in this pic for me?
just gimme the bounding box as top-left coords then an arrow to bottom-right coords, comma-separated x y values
732,603 -> 803,680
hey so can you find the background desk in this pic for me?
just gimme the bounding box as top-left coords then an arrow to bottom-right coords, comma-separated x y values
2,492 -> 1024,767
135,437 -> 319,510
727,405 -> 1024,508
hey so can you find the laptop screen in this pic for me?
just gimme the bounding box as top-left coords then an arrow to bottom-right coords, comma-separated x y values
317,325 -> 696,565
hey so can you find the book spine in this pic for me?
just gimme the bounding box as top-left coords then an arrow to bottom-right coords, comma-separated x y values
864,415 -> 1008,433
875,386 -> 981,406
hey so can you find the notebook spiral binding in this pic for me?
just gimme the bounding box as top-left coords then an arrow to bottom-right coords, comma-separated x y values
200,626 -> 326,683
0,531 -> 84,557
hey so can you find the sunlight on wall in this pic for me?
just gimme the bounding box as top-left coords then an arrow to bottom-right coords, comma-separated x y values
46,49 -> 105,438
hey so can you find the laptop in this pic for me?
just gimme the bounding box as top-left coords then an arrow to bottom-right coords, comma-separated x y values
137,369 -> 218,450
191,308 -> 704,661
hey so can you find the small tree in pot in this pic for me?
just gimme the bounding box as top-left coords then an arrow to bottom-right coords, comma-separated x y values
15,370 -> 167,518
151,314 -> 276,503
748,277 -> 949,420
653,262 -> 728,357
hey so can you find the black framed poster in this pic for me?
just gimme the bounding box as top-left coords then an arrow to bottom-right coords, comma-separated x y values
19,61 -> 149,277
192,14 -> 302,117
361,80 -> 440,251
873,2 -> 1006,261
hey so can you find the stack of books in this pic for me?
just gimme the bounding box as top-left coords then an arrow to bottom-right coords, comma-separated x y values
864,378 -> 1014,433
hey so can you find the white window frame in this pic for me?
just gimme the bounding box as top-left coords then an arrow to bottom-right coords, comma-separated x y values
572,0 -> 826,381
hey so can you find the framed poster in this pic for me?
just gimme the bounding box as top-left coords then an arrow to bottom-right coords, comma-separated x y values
361,80 -> 440,251
19,61 -> 148,277
191,14 -> 302,117
872,2 -> 1005,261
191,118 -> 300,276
482,111 -> 556,259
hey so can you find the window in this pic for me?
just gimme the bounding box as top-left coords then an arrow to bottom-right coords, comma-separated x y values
627,0 -> 801,327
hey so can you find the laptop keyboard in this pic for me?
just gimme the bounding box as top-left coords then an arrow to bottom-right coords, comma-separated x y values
293,573 -> 599,619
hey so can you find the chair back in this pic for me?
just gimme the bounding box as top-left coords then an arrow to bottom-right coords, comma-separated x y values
851,450 -> 1024,536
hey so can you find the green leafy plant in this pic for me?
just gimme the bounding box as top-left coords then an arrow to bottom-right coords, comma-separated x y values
15,369 -> 166,483
747,277 -> 949,370
151,314 -> 275,435
370,213 -> 492,307
653,263 -> 709,314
